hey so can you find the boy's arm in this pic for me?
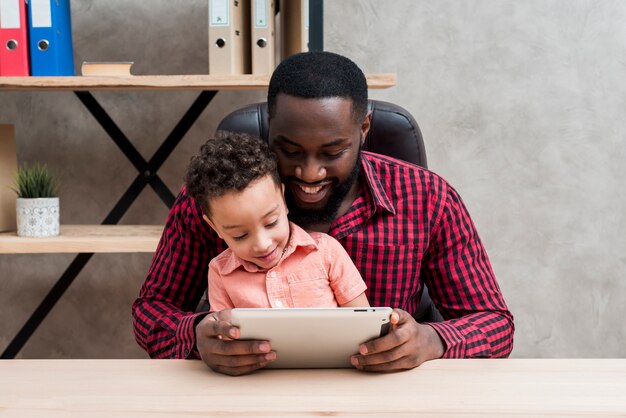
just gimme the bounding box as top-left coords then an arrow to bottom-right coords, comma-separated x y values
324,234 -> 369,306
132,187 -> 224,359
340,292 -> 370,307
208,261 -> 235,312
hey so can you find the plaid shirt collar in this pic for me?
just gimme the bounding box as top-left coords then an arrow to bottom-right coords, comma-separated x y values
328,152 -> 397,239
359,152 -> 397,216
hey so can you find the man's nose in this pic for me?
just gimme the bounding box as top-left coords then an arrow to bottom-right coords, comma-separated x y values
295,159 -> 327,183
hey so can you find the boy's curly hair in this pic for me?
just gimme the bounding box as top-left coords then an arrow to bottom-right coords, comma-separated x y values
184,132 -> 280,216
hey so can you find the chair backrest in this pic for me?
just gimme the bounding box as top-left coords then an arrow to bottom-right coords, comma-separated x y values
216,100 -> 428,168
214,100 -> 442,322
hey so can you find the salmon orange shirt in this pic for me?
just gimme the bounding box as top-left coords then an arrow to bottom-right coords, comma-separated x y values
208,222 -> 367,311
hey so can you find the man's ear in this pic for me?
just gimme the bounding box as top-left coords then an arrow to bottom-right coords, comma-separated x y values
202,214 -> 222,239
359,110 -> 372,147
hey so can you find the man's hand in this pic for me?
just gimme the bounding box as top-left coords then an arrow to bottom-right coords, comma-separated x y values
350,309 -> 445,372
195,310 -> 276,376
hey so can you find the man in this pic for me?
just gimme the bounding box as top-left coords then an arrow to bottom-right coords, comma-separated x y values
132,52 -> 514,375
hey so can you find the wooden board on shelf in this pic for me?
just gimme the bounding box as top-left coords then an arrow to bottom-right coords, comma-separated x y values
0,74 -> 396,91
0,225 -> 162,254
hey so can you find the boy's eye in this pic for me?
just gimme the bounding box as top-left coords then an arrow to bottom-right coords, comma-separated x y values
232,234 -> 247,241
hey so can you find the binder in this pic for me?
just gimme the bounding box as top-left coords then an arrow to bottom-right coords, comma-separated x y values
251,0 -> 275,74
0,0 -> 29,76
0,125 -> 18,232
27,0 -> 75,76
208,0 -> 250,75
279,0 -> 308,60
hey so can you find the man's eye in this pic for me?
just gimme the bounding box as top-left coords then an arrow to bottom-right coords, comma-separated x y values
281,149 -> 300,157
323,151 -> 345,159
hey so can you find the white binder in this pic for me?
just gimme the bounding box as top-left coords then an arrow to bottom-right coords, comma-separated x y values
251,0 -> 275,74
208,0 -> 251,74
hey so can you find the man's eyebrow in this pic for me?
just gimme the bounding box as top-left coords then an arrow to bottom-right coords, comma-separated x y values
274,136 -> 350,148
273,136 -> 300,147
221,204 -> 279,229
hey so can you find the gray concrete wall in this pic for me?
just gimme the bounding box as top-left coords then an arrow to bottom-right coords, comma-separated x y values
1,0 -> 624,358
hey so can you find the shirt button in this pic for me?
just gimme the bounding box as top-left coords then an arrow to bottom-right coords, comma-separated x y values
270,271 -> 277,278
275,300 -> 283,307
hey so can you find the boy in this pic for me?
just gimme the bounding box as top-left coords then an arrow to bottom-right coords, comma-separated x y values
184,132 -> 370,311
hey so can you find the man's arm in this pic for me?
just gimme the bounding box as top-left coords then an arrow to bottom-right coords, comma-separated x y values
352,182 -> 513,371
132,187 -> 222,359
422,184 -> 514,358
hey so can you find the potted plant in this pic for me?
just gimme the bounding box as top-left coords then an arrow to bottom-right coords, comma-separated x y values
13,163 -> 60,237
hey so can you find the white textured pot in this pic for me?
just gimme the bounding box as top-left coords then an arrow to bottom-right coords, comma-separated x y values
16,197 -> 60,237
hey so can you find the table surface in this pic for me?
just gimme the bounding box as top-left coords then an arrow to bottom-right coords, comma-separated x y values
0,359 -> 624,417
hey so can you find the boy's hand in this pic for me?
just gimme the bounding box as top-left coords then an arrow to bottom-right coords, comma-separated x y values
350,309 -> 445,372
195,309 -> 276,376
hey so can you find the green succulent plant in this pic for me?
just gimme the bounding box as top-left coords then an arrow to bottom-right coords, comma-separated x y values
12,163 -> 60,198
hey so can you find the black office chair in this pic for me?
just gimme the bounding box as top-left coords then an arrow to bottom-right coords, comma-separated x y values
214,100 -> 443,323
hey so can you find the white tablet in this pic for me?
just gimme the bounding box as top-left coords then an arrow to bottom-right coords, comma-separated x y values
230,307 -> 393,368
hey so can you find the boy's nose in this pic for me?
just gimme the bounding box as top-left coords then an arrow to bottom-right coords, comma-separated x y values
253,234 -> 273,254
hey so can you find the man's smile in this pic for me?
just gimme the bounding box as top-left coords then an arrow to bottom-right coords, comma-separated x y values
290,181 -> 333,204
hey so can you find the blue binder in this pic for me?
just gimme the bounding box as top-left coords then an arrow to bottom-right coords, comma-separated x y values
27,0 -> 75,76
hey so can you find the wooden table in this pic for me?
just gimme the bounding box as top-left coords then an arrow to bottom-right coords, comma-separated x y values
0,359 -> 624,417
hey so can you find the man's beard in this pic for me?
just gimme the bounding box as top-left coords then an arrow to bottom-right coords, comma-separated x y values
284,151 -> 361,228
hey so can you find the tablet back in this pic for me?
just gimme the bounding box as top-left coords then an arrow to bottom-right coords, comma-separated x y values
231,307 -> 392,368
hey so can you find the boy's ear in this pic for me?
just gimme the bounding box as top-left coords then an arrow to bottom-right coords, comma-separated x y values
280,183 -> 289,215
202,214 -> 222,239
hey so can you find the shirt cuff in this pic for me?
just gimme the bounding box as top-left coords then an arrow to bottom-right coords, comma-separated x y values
425,321 -> 466,358
175,312 -> 208,359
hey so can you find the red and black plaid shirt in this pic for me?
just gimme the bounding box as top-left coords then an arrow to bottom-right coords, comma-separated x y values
133,152 -> 514,359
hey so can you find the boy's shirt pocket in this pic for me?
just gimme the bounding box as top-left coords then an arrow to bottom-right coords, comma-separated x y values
287,266 -> 337,307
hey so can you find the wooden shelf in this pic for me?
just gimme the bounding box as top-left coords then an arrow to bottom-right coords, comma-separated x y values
0,73 -> 396,91
0,225 -> 162,254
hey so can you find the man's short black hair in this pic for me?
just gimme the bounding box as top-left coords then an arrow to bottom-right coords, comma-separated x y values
267,51 -> 368,122
184,132 -> 280,217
